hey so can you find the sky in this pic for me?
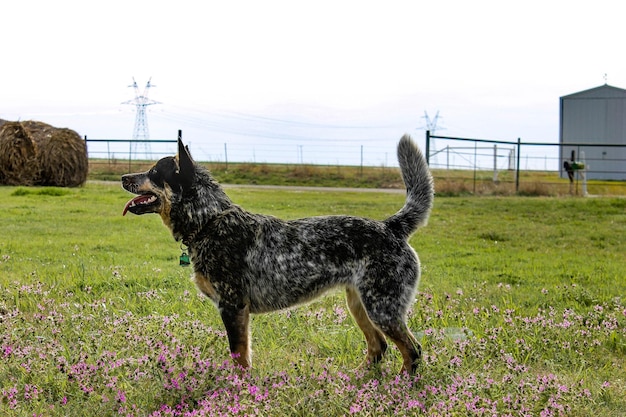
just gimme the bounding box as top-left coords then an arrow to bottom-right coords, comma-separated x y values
1,0 -> 625,167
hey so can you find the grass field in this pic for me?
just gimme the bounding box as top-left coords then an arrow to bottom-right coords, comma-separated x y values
89,159 -> 626,197
1,182 -> 625,416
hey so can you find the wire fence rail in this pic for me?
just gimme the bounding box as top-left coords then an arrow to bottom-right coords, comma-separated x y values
84,130 -> 626,196
425,132 -> 626,196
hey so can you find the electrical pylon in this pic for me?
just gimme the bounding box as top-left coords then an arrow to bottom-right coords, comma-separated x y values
420,110 -> 443,134
122,77 -> 160,159
418,111 -> 444,165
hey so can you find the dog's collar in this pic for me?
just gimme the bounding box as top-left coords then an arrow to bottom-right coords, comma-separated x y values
180,230 -> 203,267
182,233 -> 196,247
181,226 -> 204,248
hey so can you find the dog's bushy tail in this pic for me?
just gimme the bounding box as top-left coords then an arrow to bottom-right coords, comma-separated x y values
384,134 -> 434,239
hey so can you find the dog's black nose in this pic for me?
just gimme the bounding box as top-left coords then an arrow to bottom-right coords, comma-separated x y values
122,175 -> 134,188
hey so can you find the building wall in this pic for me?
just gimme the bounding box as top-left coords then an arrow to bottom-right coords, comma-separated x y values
559,86 -> 626,180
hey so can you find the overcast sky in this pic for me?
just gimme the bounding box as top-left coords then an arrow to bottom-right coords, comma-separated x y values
1,0 -> 624,165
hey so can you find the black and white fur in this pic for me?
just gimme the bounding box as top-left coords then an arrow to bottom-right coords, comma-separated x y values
122,134 -> 434,373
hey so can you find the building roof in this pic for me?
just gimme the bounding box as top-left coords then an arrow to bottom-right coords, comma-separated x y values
561,84 -> 626,99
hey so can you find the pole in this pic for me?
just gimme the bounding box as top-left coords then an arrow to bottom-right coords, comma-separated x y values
576,146 -> 580,195
515,138 -> 521,193
224,143 -> 228,168
425,130 -> 430,165
360,145 -> 364,176
473,141 -> 477,194
493,144 -> 498,183
580,151 -> 588,196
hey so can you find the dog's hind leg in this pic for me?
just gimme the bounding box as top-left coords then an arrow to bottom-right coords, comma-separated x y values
357,289 -> 421,374
346,287 -> 388,367
219,303 -> 252,369
378,321 -> 421,374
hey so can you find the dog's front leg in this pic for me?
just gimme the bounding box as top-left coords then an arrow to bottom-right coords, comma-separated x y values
219,303 -> 251,369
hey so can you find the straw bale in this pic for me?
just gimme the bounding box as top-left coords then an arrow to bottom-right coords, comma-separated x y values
0,120 -> 88,187
32,126 -> 88,187
0,122 -> 39,185
21,120 -> 56,141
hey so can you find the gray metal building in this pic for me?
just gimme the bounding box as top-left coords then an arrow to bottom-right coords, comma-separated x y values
560,84 -> 626,180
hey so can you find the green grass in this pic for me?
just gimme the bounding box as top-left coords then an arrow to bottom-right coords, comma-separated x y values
1,183 -> 625,416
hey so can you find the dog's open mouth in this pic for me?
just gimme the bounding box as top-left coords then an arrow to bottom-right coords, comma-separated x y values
123,193 -> 160,216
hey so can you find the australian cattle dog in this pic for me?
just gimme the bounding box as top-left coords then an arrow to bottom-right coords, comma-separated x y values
122,135 -> 434,373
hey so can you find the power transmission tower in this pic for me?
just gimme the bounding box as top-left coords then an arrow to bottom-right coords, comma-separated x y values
420,110 -> 443,133
418,111 -> 444,165
122,77 -> 160,159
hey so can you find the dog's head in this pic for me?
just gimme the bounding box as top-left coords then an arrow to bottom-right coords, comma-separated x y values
121,138 -> 194,217
123,139 -> 233,243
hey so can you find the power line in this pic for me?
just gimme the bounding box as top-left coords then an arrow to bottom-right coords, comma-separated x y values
151,108 -> 393,143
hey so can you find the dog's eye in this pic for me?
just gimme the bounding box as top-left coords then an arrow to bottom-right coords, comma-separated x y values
148,168 -> 160,183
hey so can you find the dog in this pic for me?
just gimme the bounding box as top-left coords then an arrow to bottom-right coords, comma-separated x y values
122,135 -> 433,374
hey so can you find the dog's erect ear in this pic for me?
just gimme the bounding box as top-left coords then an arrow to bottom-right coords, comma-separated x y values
178,138 -> 195,190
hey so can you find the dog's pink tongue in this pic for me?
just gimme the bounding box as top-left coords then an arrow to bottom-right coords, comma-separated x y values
123,195 -> 148,216
122,198 -> 135,216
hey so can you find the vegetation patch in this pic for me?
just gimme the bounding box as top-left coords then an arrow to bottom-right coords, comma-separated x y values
89,159 -> 626,196
1,183 -> 624,415
11,187 -> 70,197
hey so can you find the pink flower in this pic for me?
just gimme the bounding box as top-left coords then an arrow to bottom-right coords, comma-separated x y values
450,356 -> 462,367
2,345 -> 12,357
116,390 -> 127,403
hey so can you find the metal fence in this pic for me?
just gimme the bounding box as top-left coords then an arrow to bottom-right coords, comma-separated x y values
84,130 -> 626,195
425,132 -> 626,195
85,130 -> 398,172
85,136 -> 178,174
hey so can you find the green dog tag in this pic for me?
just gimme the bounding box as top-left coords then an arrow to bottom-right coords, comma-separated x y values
179,252 -> 190,267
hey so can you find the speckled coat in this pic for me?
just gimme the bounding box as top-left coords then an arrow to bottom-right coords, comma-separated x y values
122,134 -> 434,374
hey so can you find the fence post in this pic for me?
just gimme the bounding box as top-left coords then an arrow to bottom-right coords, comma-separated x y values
576,145 -> 581,195
473,141 -> 477,194
425,130 -> 430,165
515,138 -> 521,193
360,145 -> 364,176
493,144 -> 498,183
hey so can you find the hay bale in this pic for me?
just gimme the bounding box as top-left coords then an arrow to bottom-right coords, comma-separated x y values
31,126 -> 88,187
0,122 -> 39,185
0,120 -> 88,187
21,120 -> 56,140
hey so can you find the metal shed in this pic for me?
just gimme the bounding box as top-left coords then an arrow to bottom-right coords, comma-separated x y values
559,84 -> 626,180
